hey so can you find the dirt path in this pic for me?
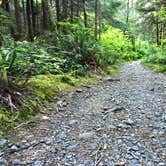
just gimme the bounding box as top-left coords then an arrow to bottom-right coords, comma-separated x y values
1,61 -> 166,166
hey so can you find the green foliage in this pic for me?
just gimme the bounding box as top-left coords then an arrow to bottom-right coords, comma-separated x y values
142,45 -> 166,73
156,7 -> 166,21
97,27 -> 133,66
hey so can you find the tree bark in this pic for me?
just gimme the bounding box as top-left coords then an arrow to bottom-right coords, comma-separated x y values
95,0 -> 98,40
83,0 -> 87,27
26,0 -> 33,41
31,0 -> 36,36
62,0 -> 68,21
70,0 -> 74,23
56,0 -> 61,29
14,0 -> 22,39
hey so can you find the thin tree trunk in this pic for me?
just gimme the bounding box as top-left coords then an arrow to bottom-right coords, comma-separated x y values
70,0 -> 74,23
42,0 -> 48,30
1,0 -> 15,37
62,0 -> 68,21
31,0 -> 36,36
0,14 -> 2,46
95,0 -> 98,40
56,0 -> 61,29
83,0 -> 87,27
76,0 -> 80,18
156,17 -> 160,45
22,0 -> 27,33
26,0 -> 33,41
14,0 -> 22,39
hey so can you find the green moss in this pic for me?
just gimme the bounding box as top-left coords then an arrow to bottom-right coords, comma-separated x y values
29,73 -> 98,100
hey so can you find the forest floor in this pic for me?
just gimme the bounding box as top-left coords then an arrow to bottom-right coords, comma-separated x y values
0,61 -> 166,166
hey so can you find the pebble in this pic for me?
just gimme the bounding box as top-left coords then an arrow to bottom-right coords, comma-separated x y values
129,159 -> 141,166
88,143 -> 98,150
110,106 -> 124,113
117,123 -> 130,129
109,124 -> 117,130
114,161 -> 126,166
128,146 -> 139,152
56,133 -> 66,140
0,139 -> 7,147
65,144 -> 78,151
10,145 -> 18,151
0,158 -> 8,166
103,77 -> 120,82
78,132 -> 94,139
159,163 -> 166,166
76,89 -> 83,93
123,119 -> 135,125
12,159 -> 22,166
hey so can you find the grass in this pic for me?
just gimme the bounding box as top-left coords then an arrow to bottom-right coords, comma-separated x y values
142,62 -> 166,73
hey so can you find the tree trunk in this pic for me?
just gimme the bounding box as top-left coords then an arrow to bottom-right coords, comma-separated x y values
1,0 -> 15,37
56,0 -> 61,30
70,0 -> 74,23
26,0 -> 33,41
14,0 -> 22,39
22,0 -> 27,33
42,0 -> 48,30
76,0 -> 80,18
62,0 -> 68,21
83,0 -> 87,27
156,17 -> 160,45
95,0 -> 98,40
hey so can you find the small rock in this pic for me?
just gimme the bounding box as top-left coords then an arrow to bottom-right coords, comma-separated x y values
163,115 -> 166,122
41,115 -> 50,120
88,143 -> 98,150
0,139 -> 7,147
12,159 -> 22,166
129,159 -> 141,166
76,88 -> 83,93
103,77 -> 120,82
103,106 -> 110,111
0,158 -> 8,166
128,146 -> 139,152
117,123 -> 129,129
109,124 -> 117,130
56,133 -> 66,140
123,119 -> 135,125
50,147 -> 58,154
26,160 -> 34,165
69,120 -> 77,126
10,145 -> 18,151
82,84 -> 91,88
50,120 -> 57,124
150,88 -> 154,91
78,132 -> 94,139
96,128 -> 103,132
66,144 -> 78,151
111,106 -> 124,113
114,161 -> 126,166
158,162 -> 166,166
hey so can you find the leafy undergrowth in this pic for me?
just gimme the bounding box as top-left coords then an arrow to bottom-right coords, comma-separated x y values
142,46 -> 166,73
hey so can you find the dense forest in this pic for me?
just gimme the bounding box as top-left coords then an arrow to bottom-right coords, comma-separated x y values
0,0 -> 166,135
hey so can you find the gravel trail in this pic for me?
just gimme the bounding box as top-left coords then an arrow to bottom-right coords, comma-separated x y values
1,61 -> 166,166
